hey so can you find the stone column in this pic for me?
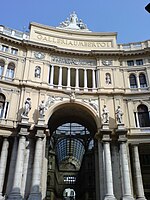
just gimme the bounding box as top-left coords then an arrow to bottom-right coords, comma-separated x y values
75,68 -> 79,91
6,137 -> 18,195
103,141 -> 116,200
58,66 -> 62,89
50,65 -> 54,88
84,68 -> 88,91
28,135 -> 44,200
135,112 -> 140,127
96,129 -> 116,200
92,69 -> 96,92
2,101 -> 8,119
120,142 -> 134,199
116,128 -> 134,200
132,144 -> 146,200
2,61 -> 8,80
8,135 -> 26,200
0,138 -> 9,198
67,67 -> 71,90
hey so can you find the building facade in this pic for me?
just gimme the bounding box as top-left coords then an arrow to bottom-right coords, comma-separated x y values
0,12 -> 150,200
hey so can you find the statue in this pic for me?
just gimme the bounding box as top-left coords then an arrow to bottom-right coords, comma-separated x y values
39,100 -> 46,118
58,12 -> 89,31
35,66 -> 41,78
70,92 -> 75,102
102,105 -> 109,123
106,73 -> 111,84
22,98 -> 31,117
70,11 -> 78,24
115,106 -> 123,124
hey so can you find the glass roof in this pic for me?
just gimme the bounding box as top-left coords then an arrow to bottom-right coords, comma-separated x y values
55,123 -> 90,136
54,123 -> 90,170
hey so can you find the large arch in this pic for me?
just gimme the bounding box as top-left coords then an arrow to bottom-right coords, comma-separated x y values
46,101 -> 99,200
47,101 -> 98,135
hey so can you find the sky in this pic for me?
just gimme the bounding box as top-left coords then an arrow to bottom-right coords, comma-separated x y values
0,0 -> 150,44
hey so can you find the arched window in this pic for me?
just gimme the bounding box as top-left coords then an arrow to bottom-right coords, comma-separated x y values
139,73 -> 147,88
0,60 -> 4,78
129,74 -> 137,88
0,94 -> 6,118
137,105 -> 150,127
6,63 -> 15,80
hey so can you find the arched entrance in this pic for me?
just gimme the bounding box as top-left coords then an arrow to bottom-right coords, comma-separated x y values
46,103 -> 98,200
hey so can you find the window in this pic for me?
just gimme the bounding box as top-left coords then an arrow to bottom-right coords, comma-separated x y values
0,94 -> 8,118
11,48 -> 18,55
5,63 -> 15,80
127,60 -> 134,66
0,60 -> 4,78
129,74 -> 137,88
1,45 -> 9,52
136,59 -> 143,66
137,105 -> 150,127
139,73 -> 147,88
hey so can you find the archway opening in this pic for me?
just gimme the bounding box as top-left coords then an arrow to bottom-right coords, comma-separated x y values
46,103 -> 97,200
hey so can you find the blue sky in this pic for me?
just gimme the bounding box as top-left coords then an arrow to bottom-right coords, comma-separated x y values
0,0 -> 150,43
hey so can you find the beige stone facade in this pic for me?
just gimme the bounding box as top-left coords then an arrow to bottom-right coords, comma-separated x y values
0,13 -> 150,200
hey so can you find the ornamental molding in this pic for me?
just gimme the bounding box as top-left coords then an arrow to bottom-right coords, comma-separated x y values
82,99 -> 99,113
51,56 -> 96,66
45,96 -> 63,108
34,52 -> 45,59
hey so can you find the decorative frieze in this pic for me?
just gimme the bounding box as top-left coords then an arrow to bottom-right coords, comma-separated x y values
51,56 -> 96,66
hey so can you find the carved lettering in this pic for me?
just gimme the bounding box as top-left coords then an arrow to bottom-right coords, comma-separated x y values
36,34 -> 112,49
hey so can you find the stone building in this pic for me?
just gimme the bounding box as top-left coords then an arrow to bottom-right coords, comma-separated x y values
0,12 -> 150,200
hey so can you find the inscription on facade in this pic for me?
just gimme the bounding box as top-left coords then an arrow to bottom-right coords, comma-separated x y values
36,32 -> 112,49
51,56 -> 96,66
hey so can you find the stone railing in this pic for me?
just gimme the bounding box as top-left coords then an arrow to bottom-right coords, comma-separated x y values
118,40 -> 150,51
0,25 -> 29,40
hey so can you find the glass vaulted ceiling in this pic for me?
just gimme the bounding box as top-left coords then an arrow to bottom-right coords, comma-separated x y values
54,123 -> 91,170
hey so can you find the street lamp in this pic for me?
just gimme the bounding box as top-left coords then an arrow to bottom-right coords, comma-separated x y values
145,3 -> 150,13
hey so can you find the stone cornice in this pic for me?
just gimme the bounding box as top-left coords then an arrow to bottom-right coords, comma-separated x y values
0,31 -> 150,57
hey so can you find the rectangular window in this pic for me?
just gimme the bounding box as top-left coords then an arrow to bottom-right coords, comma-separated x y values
11,48 -> 18,55
0,102 -> 9,118
127,60 -> 134,66
1,45 -> 9,52
136,59 -> 143,66
5,68 -> 14,80
0,66 -> 4,78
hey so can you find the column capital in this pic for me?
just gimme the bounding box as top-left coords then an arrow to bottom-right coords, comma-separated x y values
95,129 -> 112,142
130,142 -> 140,147
115,128 -> 128,142
34,124 -> 48,138
17,123 -> 31,136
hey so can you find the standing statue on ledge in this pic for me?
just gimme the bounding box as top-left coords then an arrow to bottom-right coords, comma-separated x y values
39,100 -> 46,118
115,105 -> 123,124
70,92 -> 75,102
22,97 -> 31,117
102,105 -> 109,123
